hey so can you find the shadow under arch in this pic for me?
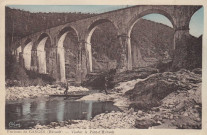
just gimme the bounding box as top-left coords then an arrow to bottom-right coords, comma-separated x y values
85,18 -> 119,72
35,33 -> 52,74
15,43 -> 22,62
57,26 -> 79,82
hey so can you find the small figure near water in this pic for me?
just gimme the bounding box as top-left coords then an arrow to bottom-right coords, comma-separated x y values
104,69 -> 116,95
64,82 -> 69,95
104,76 -> 108,95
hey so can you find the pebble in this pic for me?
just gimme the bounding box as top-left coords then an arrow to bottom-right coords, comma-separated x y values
169,114 -> 174,120
138,110 -> 143,115
183,112 -> 189,117
157,121 -> 162,124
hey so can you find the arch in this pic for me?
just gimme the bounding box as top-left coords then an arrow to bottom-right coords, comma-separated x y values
129,10 -> 175,69
23,39 -> 33,70
36,33 -> 51,74
85,19 -> 119,72
128,9 -> 175,37
86,18 -> 118,41
188,7 -> 203,37
57,26 -> 79,82
58,25 -> 79,41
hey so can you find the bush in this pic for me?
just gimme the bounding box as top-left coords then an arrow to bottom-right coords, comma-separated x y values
8,62 -> 29,82
6,61 -> 55,87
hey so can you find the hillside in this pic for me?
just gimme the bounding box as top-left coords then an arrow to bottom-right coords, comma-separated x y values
5,7 -> 95,49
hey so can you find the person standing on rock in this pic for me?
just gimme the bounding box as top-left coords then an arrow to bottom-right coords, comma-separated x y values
64,82 -> 69,95
104,76 -> 108,95
104,69 -> 116,95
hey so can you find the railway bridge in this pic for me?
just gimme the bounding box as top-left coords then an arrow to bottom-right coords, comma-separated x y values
12,5 -> 202,83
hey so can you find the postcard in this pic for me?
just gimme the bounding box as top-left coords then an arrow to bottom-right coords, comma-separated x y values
0,0 -> 206,135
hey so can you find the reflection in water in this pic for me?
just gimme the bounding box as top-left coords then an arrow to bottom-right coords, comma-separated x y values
57,101 -> 65,122
6,97 -> 121,129
87,101 -> 93,120
37,101 -> 46,121
22,102 -> 31,116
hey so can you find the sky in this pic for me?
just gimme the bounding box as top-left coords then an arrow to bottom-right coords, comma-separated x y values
8,5 -> 204,37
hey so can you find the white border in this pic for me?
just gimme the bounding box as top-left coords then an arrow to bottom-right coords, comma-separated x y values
0,0 -> 206,135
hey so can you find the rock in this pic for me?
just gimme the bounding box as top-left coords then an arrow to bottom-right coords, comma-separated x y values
127,108 -> 134,115
195,118 -> 201,122
153,115 -> 160,121
51,122 -> 58,127
169,114 -> 174,120
183,112 -> 189,117
126,69 -> 201,110
35,124 -> 43,129
151,107 -> 160,112
173,116 -> 201,129
192,68 -> 202,74
137,110 -> 143,115
135,119 -> 159,129
193,113 -> 200,118
59,122 -> 65,127
174,102 -> 185,112
157,121 -> 162,124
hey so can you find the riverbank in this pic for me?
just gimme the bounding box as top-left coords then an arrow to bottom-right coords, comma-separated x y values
34,82 -> 201,129
78,78 -> 145,110
6,76 -> 144,110
33,69 -> 201,129
6,69 -> 202,129
6,85 -> 89,101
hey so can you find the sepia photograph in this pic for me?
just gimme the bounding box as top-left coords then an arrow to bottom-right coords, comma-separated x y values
1,0 -> 206,134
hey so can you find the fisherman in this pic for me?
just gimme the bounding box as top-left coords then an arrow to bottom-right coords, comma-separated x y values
64,81 -> 69,95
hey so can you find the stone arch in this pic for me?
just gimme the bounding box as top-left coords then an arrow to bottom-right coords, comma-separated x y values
36,33 -> 51,74
23,39 -> 33,70
85,18 -> 119,72
86,18 -> 118,43
128,9 -> 175,69
128,9 -> 175,37
57,26 -> 79,82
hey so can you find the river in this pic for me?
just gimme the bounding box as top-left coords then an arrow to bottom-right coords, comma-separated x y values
6,97 -> 121,129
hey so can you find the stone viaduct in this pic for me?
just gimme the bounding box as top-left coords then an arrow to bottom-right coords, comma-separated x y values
12,5 -> 202,83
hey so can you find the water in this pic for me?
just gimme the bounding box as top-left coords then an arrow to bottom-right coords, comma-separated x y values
5,97 -> 121,129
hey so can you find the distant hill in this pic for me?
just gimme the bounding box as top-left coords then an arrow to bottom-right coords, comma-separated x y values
5,7 -> 96,48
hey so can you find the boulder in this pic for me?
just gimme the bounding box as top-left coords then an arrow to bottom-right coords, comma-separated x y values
126,69 -> 201,110
134,119 -> 159,129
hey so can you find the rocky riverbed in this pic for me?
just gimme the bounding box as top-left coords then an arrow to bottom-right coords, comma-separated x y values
6,68 -> 202,129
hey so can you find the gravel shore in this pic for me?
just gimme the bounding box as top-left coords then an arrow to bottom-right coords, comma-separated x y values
6,85 -> 89,101
33,83 -> 201,129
